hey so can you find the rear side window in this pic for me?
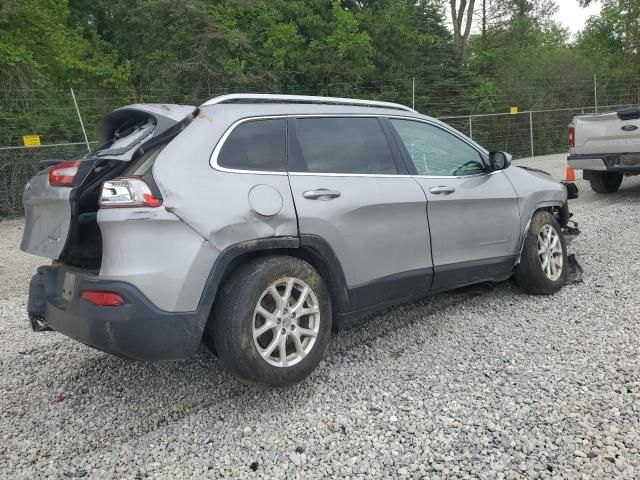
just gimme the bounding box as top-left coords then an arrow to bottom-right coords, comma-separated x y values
218,119 -> 286,171
293,117 -> 397,174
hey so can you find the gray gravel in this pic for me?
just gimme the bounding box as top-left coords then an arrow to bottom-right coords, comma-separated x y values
1,154 -> 640,479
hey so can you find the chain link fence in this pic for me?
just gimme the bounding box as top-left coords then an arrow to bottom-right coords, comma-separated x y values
441,105 -> 620,159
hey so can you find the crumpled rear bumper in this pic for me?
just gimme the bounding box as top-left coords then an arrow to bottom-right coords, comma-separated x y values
27,264 -> 207,361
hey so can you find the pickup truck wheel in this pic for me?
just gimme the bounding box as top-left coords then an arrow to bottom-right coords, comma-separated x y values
212,256 -> 332,387
587,171 -> 623,193
514,211 -> 567,295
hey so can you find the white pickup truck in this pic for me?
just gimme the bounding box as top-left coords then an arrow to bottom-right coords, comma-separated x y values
568,108 -> 640,193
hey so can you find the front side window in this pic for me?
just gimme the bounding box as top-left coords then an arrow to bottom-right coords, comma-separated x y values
294,117 -> 397,174
391,119 -> 485,177
218,118 -> 285,171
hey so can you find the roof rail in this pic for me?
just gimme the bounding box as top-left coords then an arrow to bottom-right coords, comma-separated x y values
201,93 -> 415,112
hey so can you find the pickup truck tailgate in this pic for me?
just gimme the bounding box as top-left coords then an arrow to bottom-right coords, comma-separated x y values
573,111 -> 640,155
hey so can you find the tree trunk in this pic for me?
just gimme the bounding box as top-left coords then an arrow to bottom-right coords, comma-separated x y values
450,0 -> 476,61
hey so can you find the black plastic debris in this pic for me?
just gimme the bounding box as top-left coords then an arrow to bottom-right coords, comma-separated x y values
566,254 -> 583,284
562,221 -> 581,243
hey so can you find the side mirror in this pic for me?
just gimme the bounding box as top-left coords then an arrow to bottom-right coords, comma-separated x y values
489,151 -> 512,171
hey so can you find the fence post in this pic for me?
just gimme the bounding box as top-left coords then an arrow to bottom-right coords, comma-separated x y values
469,116 -> 473,139
70,88 -> 91,153
412,77 -> 415,111
529,111 -> 534,159
594,74 -> 598,113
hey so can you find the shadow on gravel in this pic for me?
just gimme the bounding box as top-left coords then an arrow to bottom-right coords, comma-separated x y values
578,177 -> 640,205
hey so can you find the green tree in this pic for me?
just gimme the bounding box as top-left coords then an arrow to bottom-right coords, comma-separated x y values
0,0 -> 129,144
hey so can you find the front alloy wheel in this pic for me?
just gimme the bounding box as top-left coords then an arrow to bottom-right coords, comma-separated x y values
537,224 -> 563,281
514,210 -> 567,294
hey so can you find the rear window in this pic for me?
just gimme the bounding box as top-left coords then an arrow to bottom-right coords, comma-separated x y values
94,119 -> 155,157
217,119 -> 286,171
293,117 -> 397,174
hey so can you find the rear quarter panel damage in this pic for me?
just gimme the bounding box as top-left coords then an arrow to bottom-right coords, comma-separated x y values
98,207 -> 218,312
103,108 -> 299,311
152,108 -> 298,249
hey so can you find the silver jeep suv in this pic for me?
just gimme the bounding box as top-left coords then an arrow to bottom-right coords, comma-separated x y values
22,94 -> 575,386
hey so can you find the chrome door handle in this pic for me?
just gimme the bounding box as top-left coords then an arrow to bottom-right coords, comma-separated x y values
429,185 -> 455,195
303,189 -> 341,200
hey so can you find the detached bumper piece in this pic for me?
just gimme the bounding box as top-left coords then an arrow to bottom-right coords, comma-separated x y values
566,254 -> 584,284
561,220 -> 583,285
27,264 -> 207,361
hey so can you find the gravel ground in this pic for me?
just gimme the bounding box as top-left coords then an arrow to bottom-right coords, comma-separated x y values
1,154 -> 640,479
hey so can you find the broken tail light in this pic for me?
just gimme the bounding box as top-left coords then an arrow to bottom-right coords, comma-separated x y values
49,160 -> 82,186
99,177 -> 162,208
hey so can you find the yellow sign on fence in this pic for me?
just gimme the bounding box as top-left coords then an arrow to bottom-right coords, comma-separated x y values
22,135 -> 41,147
510,106 -> 519,115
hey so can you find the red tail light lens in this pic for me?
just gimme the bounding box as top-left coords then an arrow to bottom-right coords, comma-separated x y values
49,160 -> 82,186
81,291 -> 124,306
569,127 -> 575,148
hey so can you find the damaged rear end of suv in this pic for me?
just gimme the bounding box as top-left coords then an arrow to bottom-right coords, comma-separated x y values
23,104 -> 202,360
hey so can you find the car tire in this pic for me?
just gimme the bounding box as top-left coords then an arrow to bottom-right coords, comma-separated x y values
212,256 -> 332,387
514,211 -> 567,295
587,171 -> 623,193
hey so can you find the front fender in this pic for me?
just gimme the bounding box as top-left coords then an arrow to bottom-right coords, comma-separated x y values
504,166 -> 567,236
504,166 -> 568,265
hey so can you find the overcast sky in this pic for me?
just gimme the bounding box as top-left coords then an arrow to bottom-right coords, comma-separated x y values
554,0 -> 602,34
448,1 -> 603,37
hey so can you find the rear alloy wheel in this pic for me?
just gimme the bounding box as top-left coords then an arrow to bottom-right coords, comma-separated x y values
212,256 -> 332,386
515,211 -> 567,294
587,171 -> 623,193
253,277 -> 321,368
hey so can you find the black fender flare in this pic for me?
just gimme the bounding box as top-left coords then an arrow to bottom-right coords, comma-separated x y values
516,202 -> 570,265
197,235 -> 350,315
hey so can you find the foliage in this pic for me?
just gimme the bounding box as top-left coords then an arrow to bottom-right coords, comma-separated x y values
0,0 -> 638,146
0,0 -> 130,145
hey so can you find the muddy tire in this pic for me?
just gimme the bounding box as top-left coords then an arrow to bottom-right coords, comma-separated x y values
212,256 -> 332,386
587,171 -> 623,193
514,211 -> 567,295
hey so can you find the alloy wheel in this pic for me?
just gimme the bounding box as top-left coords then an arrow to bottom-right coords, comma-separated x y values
537,224 -> 563,281
253,277 -> 320,367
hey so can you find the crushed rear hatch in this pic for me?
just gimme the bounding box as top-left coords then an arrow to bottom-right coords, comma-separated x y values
21,104 -> 196,261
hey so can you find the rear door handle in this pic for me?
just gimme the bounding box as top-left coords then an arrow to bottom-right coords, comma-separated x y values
303,189 -> 341,200
429,185 -> 455,195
